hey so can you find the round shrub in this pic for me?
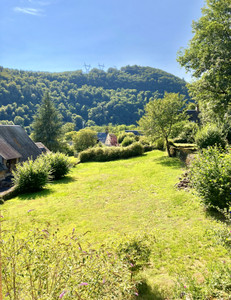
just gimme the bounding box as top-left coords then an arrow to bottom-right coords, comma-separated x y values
118,132 -> 135,144
12,157 -> 50,193
190,146 -> 231,209
43,152 -> 71,180
195,124 -> 227,149
121,136 -> 135,147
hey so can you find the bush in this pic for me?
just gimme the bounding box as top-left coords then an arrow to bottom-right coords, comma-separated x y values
12,157 -> 50,193
195,124 -> 227,149
154,138 -> 165,150
190,146 -> 231,209
42,152 -> 71,180
79,143 -> 144,162
174,122 -> 199,143
118,132 -> 136,144
121,136 -> 135,147
2,227 -> 137,299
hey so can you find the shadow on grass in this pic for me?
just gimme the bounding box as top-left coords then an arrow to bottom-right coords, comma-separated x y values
153,156 -> 183,169
17,188 -> 53,201
137,280 -> 165,300
17,177 -> 76,200
50,176 -> 76,185
205,206 -> 230,224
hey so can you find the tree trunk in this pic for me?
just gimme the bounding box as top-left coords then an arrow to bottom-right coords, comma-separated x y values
165,137 -> 171,157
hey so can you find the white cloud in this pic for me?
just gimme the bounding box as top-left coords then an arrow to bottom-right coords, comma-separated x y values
14,7 -> 44,16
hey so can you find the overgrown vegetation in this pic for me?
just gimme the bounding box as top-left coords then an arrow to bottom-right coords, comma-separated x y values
195,124 -> 227,149
1,226 -> 139,299
190,146 -> 231,209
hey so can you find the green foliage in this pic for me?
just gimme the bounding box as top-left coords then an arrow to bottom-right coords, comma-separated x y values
174,122 -> 199,143
0,66 -> 189,129
2,227 -> 137,299
121,136 -> 135,147
195,124 -> 227,149
32,92 -> 63,151
73,128 -> 97,152
190,146 -> 231,209
79,143 -> 144,162
138,92 -> 186,156
118,132 -> 136,144
177,0 -> 231,122
42,152 -> 71,180
12,157 -> 50,193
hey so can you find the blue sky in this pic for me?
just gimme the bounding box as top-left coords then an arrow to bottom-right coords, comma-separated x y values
0,0 -> 205,81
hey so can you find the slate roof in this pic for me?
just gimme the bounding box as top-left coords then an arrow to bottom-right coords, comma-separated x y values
186,110 -> 200,123
35,142 -> 50,153
97,132 -> 107,144
0,125 -> 42,161
0,138 -> 22,160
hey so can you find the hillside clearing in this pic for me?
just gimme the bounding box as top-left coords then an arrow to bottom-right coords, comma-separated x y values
2,150 -> 231,298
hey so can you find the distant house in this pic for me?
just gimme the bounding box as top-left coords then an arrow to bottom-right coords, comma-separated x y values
0,125 -> 42,178
105,133 -> 118,146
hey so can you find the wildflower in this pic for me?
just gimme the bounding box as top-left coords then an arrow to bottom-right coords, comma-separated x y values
79,282 -> 88,286
102,279 -> 106,284
184,285 -> 187,288
135,292 -> 139,296
130,263 -> 134,267
27,209 -> 35,213
59,290 -> 67,298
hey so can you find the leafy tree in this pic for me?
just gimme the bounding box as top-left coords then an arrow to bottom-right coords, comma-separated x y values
138,93 -> 186,157
177,0 -> 231,122
73,128 -> 97,152
32,92 -> 62,151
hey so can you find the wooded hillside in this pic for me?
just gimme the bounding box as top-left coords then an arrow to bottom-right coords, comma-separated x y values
0,65 -> 189,131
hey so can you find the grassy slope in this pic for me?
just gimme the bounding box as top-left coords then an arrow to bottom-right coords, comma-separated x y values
3,150 -> 231,298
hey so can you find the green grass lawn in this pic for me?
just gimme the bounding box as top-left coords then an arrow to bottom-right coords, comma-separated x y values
2,150 -> 231,299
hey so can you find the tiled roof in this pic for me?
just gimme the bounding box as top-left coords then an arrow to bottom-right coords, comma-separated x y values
0,125 -> 42,161
0,138 -> 22,160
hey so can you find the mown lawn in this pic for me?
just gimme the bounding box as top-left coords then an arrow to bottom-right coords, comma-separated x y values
2,150 -> 231,299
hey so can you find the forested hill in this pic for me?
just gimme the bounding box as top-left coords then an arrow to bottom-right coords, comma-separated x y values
0,65 -> 189,131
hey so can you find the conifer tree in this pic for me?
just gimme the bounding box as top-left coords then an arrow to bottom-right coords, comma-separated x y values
32,92 -> 62,151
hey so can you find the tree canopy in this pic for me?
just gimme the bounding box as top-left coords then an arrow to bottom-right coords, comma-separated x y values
0,65 -> 189,131
177,0 -> 231,122
138,93 -> 186,156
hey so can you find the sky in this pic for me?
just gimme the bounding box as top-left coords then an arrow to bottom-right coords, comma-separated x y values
0,0 -> 205,81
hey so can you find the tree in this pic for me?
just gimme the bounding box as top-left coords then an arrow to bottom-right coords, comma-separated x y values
73,129 -> 97,152
32,92 -> 62,151
138,93 -> 186,157
177,0 -> 231,122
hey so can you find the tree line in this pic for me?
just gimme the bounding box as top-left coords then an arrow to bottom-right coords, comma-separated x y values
0,65 -> 189,132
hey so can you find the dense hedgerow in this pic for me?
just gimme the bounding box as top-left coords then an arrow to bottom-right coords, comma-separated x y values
195,124 -> 227,149
190,146 -> 231,209
79,143 -> 144,162
12,157 -> 50,193
42,152 -> 71,180
2,227 -> 138,299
